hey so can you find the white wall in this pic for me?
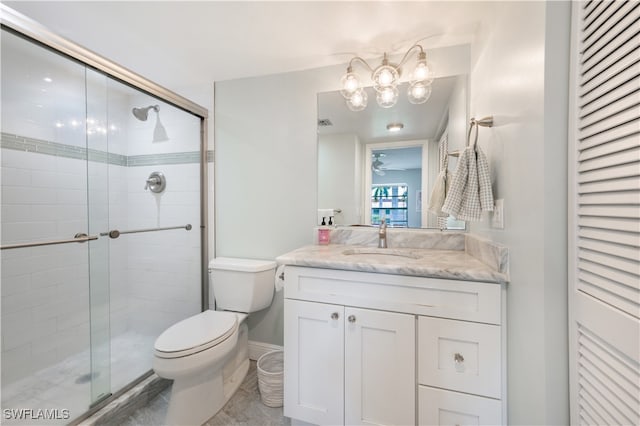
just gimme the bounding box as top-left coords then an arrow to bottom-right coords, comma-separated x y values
447,74 -> 468,154
214,67 -> 333,344
318,133 -> 362,226
214,46 -> 470,345
467,1 -> 570,424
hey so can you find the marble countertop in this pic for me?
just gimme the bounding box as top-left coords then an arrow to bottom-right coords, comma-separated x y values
276,242 -> 509,284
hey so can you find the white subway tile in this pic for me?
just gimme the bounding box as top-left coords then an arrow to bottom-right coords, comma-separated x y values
1,221 -> 58,243
2,186 -> 58,205
1,166 -> 32,186
1,150 -> 57,172
30,170 -> 60,188
56,188 -> 87,205
1,343 -> 32,384
1,204 -> 32,223
2,309 -> 34,350
1,273 -> 31,296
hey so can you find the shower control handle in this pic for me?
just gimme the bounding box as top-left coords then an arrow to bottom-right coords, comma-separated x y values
144,177 -> 159,189
144,171 -> 166,193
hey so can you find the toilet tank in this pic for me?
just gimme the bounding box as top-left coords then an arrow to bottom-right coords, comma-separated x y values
209,257 -> 276,313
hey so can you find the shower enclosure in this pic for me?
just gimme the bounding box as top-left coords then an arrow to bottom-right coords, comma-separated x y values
1,8 -> 208,424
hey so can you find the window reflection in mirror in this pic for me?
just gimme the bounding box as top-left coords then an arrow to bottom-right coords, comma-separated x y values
371,183 -> 409,227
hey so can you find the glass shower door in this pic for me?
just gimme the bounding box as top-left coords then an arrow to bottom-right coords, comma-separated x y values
0,29 -> 105,422
2,23 -> 204,424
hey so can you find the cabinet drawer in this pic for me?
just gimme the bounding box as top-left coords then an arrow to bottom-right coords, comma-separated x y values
285,266 -> 502,324
419,316 -> 501,398
419,385 -> 502,426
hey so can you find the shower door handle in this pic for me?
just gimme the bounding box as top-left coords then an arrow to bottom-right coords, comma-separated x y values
100,224 -> 192,239
0,233 -> 98,250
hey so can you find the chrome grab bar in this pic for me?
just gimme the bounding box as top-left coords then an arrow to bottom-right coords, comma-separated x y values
0,233 -> 98,250
100,224 -> 192,239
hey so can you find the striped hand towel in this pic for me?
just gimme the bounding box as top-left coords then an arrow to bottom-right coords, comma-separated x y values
441,145 -> 494,221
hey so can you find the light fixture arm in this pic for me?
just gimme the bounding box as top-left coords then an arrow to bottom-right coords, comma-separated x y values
347,56 -> 375,73
348,44 -> 424,74
396,44 -> 425,69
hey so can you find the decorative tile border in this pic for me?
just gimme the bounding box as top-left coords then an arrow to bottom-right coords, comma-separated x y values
127,151 -> 201,166
1,132 -> 213,166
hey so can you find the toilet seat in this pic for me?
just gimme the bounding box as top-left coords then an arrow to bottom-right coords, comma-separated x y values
154,310 -> 238,359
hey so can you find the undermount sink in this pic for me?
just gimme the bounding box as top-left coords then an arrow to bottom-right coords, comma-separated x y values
341,248 -> 422,260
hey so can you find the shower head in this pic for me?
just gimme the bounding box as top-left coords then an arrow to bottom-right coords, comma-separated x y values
132,104 -> 169,142
132,105 -> 159,121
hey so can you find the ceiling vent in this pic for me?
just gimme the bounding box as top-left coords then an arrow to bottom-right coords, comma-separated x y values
317,118 -> 333,127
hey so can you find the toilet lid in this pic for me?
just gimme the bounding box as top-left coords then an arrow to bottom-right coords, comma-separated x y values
154,310 -> 238,358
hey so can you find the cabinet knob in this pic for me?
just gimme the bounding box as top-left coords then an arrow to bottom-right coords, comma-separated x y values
331,312 -> 339,320
348,315 -> 356,323
454,352 -> 464,364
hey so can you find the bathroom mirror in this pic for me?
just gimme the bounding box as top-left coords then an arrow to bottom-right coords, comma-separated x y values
317,75 -> 468,229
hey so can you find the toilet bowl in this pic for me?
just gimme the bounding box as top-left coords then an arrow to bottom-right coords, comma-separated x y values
153,257 -> 276,426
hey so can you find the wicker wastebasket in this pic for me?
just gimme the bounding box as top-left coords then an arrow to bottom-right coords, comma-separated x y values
256,350 -> 284,407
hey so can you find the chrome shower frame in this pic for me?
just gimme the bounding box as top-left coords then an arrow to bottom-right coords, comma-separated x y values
1,3 -> 210,421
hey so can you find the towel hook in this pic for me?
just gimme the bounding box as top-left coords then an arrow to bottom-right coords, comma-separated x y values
472,116 -> 494,128
466,116 -> 494,148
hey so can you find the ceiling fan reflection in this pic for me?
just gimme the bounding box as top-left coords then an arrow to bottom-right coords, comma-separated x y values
371,153 -> 406,176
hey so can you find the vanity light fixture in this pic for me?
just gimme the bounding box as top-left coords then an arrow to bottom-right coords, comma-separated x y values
386,123 -> 404,132
340,43 -> 433,111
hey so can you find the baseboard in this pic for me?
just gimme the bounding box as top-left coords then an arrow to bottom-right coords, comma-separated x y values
248,340 -> 283,361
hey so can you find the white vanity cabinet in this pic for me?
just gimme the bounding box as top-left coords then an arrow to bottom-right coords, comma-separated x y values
283,265 -> 506,426
284,299 -> 415,426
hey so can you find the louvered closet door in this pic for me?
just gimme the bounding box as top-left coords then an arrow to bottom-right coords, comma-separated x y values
569,1 -> 640,425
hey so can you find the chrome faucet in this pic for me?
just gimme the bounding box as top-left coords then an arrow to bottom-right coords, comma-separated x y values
378,218 -> 388,248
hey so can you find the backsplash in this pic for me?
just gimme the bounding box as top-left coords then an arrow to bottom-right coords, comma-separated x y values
325,226 -> 509,280
328,227 -> 466,250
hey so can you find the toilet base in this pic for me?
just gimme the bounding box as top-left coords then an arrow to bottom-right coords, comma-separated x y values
163,322 -> 249,425
166,368 -> 224,426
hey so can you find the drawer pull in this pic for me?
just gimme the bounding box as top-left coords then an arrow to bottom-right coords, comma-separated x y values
454,352 -> 464,364
348,315 -> 356,323
331,312 -> 339,320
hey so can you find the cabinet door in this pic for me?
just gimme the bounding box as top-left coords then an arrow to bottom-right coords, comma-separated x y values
419,385 -> 502,425
284,299 -> 344,425
344,307 -> 415,426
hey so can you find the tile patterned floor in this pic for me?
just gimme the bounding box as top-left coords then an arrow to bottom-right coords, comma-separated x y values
120,361 -> 289,426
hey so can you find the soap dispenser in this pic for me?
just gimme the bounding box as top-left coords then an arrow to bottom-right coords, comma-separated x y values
318,217 -> 330,245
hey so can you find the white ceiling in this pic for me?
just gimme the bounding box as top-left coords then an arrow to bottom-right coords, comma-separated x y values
4,1 -> 489,104
318,76 -> 458,143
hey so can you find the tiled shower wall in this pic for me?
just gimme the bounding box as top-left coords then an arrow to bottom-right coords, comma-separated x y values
1,129 -> 203,385
1,148 -> 92,384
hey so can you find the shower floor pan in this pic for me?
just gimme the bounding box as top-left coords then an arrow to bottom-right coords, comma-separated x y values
1,331 -> 156,425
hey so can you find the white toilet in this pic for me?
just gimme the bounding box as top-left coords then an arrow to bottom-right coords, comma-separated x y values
153,257 -> 276,426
